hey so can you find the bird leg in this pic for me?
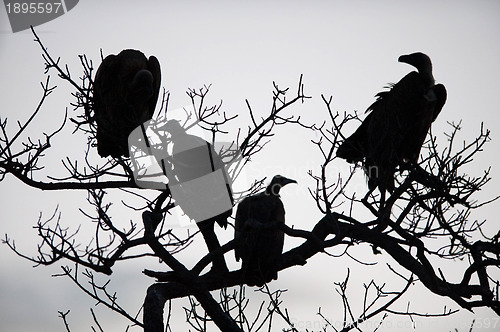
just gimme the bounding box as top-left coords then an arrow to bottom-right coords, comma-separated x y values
362,186 -> 386,212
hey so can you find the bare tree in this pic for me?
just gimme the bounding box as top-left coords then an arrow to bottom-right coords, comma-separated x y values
1,28 -> 499,332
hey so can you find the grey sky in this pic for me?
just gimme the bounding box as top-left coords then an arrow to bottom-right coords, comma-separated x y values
1,1 -> 499,331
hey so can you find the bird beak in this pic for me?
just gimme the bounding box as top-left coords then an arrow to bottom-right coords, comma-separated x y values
284,178 -> 297,186
398,54 -> 409,64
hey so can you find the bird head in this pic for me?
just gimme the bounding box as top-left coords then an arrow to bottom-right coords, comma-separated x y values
266,175 -> 297,196
399,52 -> 435,86
398,52 -> 432,73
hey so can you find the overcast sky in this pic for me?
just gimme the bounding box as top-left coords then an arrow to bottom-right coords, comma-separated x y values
1,1 -> 499,331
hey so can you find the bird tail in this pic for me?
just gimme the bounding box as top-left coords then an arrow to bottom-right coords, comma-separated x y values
364,157 -> 395,194
242,262 -> 277,287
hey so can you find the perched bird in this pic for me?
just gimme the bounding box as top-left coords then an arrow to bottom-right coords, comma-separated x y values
164,120 -> 233,272
93,49 -> 161,158
235,175 -> 297,286
336,52 -> 447,193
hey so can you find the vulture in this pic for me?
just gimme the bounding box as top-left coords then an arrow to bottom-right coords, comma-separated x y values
235,175 -> 297,287
164,120 -> 233,272
93,49 -> 161,158
336,52 -> 447,193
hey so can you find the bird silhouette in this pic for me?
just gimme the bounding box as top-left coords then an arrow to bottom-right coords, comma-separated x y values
93,49 -> 161,158
235,175 -> 297,286
337,52 -> 446,193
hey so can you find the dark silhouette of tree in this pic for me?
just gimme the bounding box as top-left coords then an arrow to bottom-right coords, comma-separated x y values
1,28 -> 499,332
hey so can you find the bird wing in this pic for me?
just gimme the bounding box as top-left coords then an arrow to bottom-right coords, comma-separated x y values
93,54 -> 123,157
234,196 -> 251,261
269,198 -> 285,263
336,113 -> 372,163
147,55 -> 162,118
342,71 -> 428,191
431,83 -> 447,122
234,193 -> 275,257
93,54 -> 117,119
336,73 -> 420,164
372,71 -> 431,169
